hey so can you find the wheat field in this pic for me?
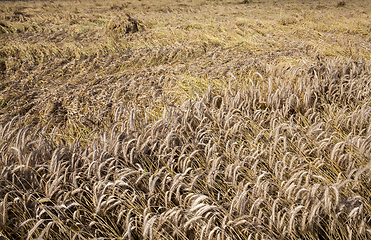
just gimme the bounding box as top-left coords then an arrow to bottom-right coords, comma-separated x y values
1,0 -> 371,239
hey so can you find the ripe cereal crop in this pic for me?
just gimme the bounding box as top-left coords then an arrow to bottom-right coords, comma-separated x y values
1,0 -> 371,239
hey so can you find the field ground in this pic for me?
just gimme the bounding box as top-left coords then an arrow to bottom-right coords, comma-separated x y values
1,0 -> 371,239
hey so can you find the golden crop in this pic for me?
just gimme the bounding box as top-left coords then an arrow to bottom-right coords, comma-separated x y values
1,0 -> 371,239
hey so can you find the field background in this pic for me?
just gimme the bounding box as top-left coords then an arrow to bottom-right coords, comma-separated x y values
1,0 -> 371,239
